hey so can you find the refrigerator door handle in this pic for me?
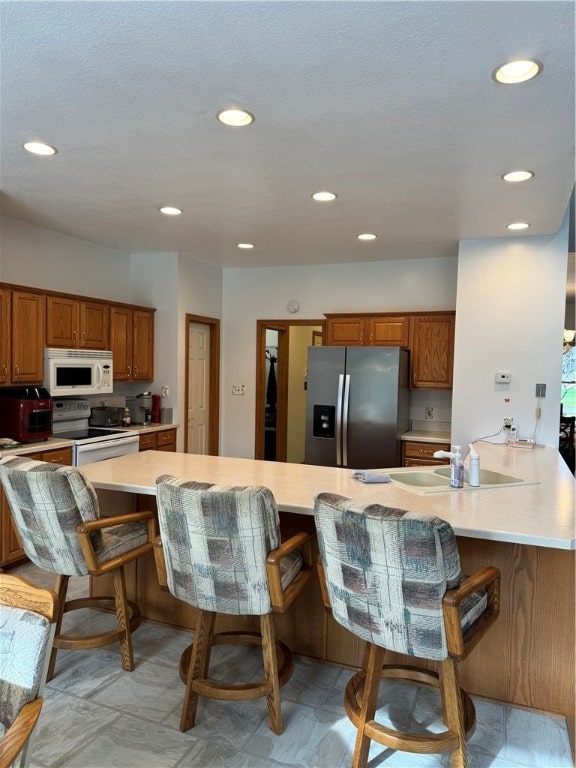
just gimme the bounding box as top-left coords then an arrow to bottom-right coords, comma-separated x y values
336,374 -> 344,466
342,374 -> 351,467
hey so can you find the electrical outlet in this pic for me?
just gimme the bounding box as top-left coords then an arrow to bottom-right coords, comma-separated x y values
535,383 -> 546,397
232,385 -> 245,396
161,386 -> 169,398
424,407 -> 434,420
503,416 -> 514,428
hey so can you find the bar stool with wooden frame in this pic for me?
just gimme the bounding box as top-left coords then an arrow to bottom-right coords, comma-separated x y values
0,456 -> 155,681
154,476 -> 314,734
314,492 -> 500,768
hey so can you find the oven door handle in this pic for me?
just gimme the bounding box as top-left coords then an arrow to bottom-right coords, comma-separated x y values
75,435 -> 140,462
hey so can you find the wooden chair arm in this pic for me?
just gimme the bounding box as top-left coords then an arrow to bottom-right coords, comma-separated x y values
316,555 -> 332,611
0,697 -> 43,768
153,536 -> 169,589
0,575 -> 57,622
443,566 -> 501,660
267,532 -> 314,613
76,510 -> 156,576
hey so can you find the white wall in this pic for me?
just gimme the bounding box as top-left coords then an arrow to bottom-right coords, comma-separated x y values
222,257 -> 457,457
0,217 -> 131,300
287,325 -> 322,463
125,252 -> 223,451
452,216 -> 569,449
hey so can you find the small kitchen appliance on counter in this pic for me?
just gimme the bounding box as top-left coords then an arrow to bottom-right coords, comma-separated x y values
89,406 -> 124,427
52,398 -> 138,466
0,386 -> 53,443
126,393 -> 152,424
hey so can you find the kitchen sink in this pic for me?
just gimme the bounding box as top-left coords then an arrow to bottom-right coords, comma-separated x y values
386,466 -> 536,493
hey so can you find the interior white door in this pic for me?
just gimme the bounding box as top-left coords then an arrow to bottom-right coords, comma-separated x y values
187,322 -> 210,454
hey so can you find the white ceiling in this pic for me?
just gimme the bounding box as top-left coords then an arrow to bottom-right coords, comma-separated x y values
1,1 -> 574,270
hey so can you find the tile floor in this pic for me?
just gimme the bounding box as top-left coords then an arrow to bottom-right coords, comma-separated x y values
9,564 -> 575,768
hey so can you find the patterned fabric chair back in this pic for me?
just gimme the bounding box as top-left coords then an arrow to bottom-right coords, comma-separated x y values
314,492 -> 463,661
0,456 -> 101,576
0,605 -> 53,732
155,476 -> 281,616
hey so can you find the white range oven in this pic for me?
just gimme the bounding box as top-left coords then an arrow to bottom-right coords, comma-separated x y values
52,398 -> 139,466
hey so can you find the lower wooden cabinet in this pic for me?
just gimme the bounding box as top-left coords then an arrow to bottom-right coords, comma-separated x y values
0,446 -> 72,567
402,440 -> 450,466
138,428 -> 177,452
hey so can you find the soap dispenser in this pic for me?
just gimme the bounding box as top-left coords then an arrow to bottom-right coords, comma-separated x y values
468,444 -> 480,487
449,446 -> 464,488
432,445 -> 464,489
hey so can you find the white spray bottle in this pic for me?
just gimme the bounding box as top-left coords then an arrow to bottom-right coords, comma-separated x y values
468,443 -> 480,487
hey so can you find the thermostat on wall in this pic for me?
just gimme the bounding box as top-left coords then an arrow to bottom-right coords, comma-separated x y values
495,371 -> 511,384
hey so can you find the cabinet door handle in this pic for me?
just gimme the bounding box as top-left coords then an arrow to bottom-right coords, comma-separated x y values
73,330 -> 77,342
127,365 -> 131,376
14,365 -> 19,378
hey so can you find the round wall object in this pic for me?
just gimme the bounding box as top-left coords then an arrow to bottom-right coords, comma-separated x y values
287,300 -> 300,313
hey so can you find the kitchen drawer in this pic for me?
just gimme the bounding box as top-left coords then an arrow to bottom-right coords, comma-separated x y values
156,429 -> 176,450
403,440 -> 450,466
139,433 -> 157,451
41,448 -> 72,465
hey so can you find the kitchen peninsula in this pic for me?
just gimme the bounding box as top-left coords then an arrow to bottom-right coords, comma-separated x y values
80,443 -> 575,752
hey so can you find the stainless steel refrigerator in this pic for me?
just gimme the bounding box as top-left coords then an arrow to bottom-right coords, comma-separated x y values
304,346 -> 409,469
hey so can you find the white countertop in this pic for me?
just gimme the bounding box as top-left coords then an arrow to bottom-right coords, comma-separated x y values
400,430 -> 451,443
0,437 -> 74,458
79,443 -> 575,551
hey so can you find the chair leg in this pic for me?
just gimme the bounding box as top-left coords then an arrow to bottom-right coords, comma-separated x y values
113,566 -> 134,671
47,574 -> 68,681
440,657 -> 467,768
180,609 -> 215,732
261,612 -> 283,734
352,643 -> 386,768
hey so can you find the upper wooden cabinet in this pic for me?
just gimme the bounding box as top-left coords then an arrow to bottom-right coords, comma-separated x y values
110,305 -> 154,381
0,288 -> 11,385
325,310 -> 455,389
1,289 -> 45,385
326,314 -> 410,347
46,296 -> 110,349
410,313 -> 455,389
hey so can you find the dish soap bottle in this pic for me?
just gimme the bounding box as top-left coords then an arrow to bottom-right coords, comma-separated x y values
468,443 -> 480,487
121,406 -> 131,426
449,445 -> 464,488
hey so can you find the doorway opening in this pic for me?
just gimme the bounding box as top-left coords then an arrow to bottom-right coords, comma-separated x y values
255,318 -> 324,461
185,313 -> 220,455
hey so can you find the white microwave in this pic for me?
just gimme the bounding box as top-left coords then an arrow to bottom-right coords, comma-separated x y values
43,348 -> 114,396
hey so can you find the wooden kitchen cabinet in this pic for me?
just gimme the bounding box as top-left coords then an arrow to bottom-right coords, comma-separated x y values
0,288 -> 11,385
1,290 -> 45,385
402,440 -> 450,466
46,295 -> 109,349
110,305 -> 155,381
367,315 -> 410,346
325,315 -> 365,345
410,313 -> 455,389
325,314 -> 410,347
138,428 -> 177,452
0,446 -> 72,567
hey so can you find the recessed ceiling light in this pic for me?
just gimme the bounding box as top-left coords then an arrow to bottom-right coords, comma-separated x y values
311,191 -> 337,202
22,141 -> 57,156
237,242 -> 254,249
159,206 -> 182,216
502,170 -> 534,183
492,58 -> 543,84
216,108 -> 255,127
357,233 -> 377,241
507,222 -> 530,230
